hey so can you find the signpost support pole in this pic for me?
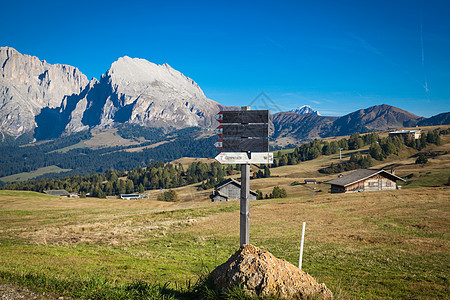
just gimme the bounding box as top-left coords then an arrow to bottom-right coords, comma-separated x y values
240,162 -> 250,246
240,106 -> 250,247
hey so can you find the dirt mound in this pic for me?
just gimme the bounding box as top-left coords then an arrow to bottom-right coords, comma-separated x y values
209,244 -> 333,299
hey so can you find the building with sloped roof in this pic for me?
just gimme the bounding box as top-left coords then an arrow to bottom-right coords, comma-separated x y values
389,130 -> 421,140
304,179 -> 317,184
43,190 -> 70,197
120,194 -> 140,200
325,169 -> 405,193
210,178 -> 257,202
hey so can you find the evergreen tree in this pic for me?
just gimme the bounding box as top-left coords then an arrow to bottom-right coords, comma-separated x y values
338,139 -> 349,150
263,166 -> 271,178
271,186 -> 287,198
256,189 -> 263,200
279,155 -> 288,166
322,142 -> 331,155
415,153 -> 428,164
329,141 -> 339,154
125,180 -> 134,194
369,143 -> 383,160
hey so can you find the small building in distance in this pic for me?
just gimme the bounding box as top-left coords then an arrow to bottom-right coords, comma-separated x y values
43,190 -> 70,197
304,179 -> 317,185
325,169 -> 405,193
210,178 -> 257,202
389,130 -> 421,140
120,194 -> 140,200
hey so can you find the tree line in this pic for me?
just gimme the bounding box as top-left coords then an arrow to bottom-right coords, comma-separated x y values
0,126 -> 219,179
2,161 -> 228,198
269,130 -> 444,174
2,128 -> 446,195
270,132 -> 379,169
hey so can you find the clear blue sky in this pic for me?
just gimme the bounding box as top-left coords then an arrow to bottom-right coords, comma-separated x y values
2,0 -> 449,117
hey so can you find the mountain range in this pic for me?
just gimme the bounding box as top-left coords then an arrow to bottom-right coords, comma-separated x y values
0,46 -> 449,147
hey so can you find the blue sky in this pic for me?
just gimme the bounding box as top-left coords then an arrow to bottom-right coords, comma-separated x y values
2,0 -> 449,117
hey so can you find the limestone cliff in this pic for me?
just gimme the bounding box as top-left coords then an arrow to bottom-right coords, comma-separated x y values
0,47 -> 88,137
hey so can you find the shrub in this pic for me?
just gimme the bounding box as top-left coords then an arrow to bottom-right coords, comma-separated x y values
415,153 -> 428,164
157,190 -> 179,202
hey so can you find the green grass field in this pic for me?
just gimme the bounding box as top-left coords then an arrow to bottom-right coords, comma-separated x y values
48,141 -> 87,153
0,166 -> 72,183
0,183 -> 448,299
1,132 -> 449,299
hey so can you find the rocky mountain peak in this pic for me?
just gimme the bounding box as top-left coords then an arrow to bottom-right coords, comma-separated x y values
290,105 -> 320,116
107,56 -> 205,98
0,46 -> 89,138
58,55 -> 221,135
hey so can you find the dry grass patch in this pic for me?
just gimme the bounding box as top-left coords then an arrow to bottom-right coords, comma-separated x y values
0,186 -> 449,298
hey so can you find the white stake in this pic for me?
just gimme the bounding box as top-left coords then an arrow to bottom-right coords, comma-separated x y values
299,222 -> 306,269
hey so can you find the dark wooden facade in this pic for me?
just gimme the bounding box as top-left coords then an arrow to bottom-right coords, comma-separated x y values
327,169 -> 405,194
210,178 -> 257,202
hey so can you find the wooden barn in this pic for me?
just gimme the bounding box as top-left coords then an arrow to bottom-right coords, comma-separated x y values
210,178 -> 257,202
304,179 -> 317,185
326,169 -> 405,193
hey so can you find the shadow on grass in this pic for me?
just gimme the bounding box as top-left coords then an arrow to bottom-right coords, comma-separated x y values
0,269 -> 304,300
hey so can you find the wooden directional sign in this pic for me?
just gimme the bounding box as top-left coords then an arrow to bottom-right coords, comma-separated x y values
214,138 -> 269,152
213,107 -> 271,247
215,124 -> 268,138
215,152 -> 273,164
215,110 -> 269,124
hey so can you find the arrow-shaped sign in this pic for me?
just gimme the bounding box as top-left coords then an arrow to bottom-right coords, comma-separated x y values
215,110 -> 269,124
214,139 -> 223,151
215,124 -> 268,138
215,125 -> 223,137
215,152 -> 273,164
215,111 -> 223,123
214,138 -> 268,152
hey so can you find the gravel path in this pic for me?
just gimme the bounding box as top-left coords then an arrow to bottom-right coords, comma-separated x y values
0,284 -> 60,300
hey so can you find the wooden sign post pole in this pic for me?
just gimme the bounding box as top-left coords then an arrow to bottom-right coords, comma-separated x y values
240,106 -> 250,246
240,162 -> 250,246
214,106 -> 269,247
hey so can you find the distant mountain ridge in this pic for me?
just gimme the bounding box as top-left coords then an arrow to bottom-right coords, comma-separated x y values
0,46 -> 448,146
321,104 -> 424,137
270,104 -> 445,147
417,112 -> 450,126
289,105 -> 320,115
271,112 -> 337,142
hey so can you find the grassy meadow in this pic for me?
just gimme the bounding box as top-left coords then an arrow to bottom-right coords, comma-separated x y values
0,133 -> 449,299
0,166 -> 72,184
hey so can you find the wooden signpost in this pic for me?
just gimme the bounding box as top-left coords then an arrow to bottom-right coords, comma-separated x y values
215,110 -> 269,124
214,138 -> 269,152
215,152 -> 273,164
215,124 -> 269,138
214,107 -> 271,246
